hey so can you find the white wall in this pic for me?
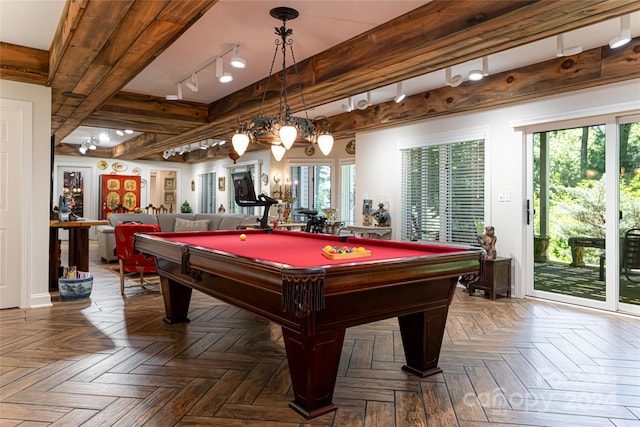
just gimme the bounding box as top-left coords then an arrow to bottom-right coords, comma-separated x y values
356,79 -> 640,298
0,79 -> 51,308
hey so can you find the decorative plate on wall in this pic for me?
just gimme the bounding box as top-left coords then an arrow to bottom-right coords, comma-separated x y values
97,160 -> 108,170
112,162 -> 127,172
305,145 -> 315,156
261,173 -> 269,185
345,140 -> 356,155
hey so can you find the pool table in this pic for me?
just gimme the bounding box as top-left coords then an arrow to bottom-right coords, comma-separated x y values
135,229 -> 481,419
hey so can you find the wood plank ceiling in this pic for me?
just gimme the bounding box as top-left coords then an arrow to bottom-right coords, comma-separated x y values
1,0 -> 639,163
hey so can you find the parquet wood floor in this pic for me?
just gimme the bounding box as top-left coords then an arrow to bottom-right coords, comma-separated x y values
1,242 -> 639,426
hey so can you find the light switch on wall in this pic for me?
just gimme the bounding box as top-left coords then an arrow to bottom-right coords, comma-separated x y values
498,191 -> 504,202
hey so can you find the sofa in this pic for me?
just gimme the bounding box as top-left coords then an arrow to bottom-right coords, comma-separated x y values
97,212 -> 261,262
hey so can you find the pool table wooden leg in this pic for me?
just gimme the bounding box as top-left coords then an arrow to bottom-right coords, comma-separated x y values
398,306 -> 449,378
161,276 -> 192,324
282,327 -> 345,419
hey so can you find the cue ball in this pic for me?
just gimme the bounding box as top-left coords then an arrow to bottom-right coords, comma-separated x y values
240,234 -> 247,241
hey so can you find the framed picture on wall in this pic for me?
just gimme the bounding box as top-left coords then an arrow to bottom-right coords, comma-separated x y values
218,176 -> 225,191
164,177 -> 176,190
164,192 -> 175,204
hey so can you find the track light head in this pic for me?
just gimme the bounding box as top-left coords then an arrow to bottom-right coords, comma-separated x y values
116,130 -> 124,136
468,57 -> 489,81
556,34 -> 583,57
609,15 -> 631,49
162,150 -> 170,159
185,73 -> 198,92
216,57 -> 233,83
78,144 -> 87,155
356,92 -> 371,110
445,67 -> 463,87
341,97 -> 354,112
230,45 -> 246,68
394,82 -> 406,103
468,69 -> 483,81
166,82 -> 183,100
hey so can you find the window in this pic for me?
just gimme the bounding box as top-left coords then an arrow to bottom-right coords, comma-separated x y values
289,164 -> 332,220
340,163 -> 356,225
401,139 -> 484,244
197,172 -> 216,213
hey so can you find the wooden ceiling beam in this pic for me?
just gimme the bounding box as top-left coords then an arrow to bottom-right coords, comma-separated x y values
81,91 -> 209,134
123,0 -> 637,159
50,0 -> 217,143
328,39 -> 640,135
0,42 -> 49,85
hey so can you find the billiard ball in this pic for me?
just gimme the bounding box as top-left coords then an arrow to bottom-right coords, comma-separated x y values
240,234 -> 247,241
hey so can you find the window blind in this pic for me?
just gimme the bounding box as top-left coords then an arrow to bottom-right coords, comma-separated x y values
198,172 -> 216,213
401,139 -> 484,245
340,164 -> 356,225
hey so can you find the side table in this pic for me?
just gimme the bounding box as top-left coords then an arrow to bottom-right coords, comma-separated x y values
468,257 -> 511,300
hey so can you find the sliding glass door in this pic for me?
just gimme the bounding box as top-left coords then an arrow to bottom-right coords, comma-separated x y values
529,114 -> 640,313
618,116 -> 640,310
532,125 -> 607,302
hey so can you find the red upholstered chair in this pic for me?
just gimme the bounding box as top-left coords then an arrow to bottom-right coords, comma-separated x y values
114,223 -> 161,294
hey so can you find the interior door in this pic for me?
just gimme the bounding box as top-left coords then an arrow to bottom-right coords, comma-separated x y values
0,99 -> 28,309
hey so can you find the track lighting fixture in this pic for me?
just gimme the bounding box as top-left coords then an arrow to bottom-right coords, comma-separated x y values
445,67 -> 462,87
394,82 -> 406,103
162,150 -> 170,159
230,45 -> 246,68
341,97 -> 354,112
185,73 -> 198,92
116,129 -> 133,137
216,57 -> 233,83
468,57 -> 488,81
165,43 -> 242,99
609,15 -> 631,49
356,92 -> 371,110
556,34 -> 582,57
78,143 -> 87,155
88,138 -> 97,150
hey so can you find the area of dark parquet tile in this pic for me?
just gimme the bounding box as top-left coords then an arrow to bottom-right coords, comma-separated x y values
1,242 -> 639,426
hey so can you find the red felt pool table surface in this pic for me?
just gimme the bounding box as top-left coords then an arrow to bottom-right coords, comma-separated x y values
153,228 -> 465,268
